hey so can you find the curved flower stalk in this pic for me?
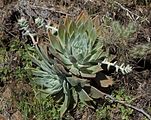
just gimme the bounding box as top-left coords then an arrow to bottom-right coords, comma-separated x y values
99,59 -> 132,74
18,17 -> 29,31
35,17 -> 45,28
18,17 -> 38,45
18,17 -> 58,44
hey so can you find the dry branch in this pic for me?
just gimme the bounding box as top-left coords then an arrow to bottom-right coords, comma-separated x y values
105,94 -> 151,120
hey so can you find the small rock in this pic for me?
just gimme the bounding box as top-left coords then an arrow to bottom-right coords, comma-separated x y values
0,114 -> 6,120
11,111 -> 23,120
2,87 -> 12,99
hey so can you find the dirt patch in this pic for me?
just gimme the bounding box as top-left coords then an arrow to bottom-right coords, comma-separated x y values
11,111 -> 23,120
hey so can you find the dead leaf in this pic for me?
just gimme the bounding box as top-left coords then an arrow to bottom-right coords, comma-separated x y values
100,76 -> 113,87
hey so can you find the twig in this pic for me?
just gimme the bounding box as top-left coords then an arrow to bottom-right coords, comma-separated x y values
30,5 -> 73,16
105,94 -> 151,120
0,26 -> 18,40
114,1 -> 149,23
114,1 -> 139,20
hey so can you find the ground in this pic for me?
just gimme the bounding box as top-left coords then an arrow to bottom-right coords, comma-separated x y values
0,0 -> 151,120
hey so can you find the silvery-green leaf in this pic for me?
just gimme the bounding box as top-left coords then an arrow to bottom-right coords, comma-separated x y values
67,76 -> 88,87
69,65 -> 80,76
79,89 -> 93,102
48,32 -> 64,53
57,52 -> 72,65
71,88 -> 78,109
69,21 -> 76,36
60,81 -> 70,118
36,45 -> 54,66
87,86 -> 105,99
58,24 -> 66,48
80,71 -> 96,78
35,76 -> 61,88
86,65 -> 103,74
40,87 -> 62,95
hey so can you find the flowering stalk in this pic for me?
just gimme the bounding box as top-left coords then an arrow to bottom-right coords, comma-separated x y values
99,59 -> 132,74
18,17 -> 58,45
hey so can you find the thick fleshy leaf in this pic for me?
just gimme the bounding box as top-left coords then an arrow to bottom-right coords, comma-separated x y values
78,66 -> 93,74
30,55 -> 42,68
69,55 -> 77,63
69,65 -> 80,76
88,28 -> 97,48
82,48 -> 98,63
85,86 -> 105,99
31,56 -> 53,74
34,76 -> 61,88
93,15 -> 100,29
79,89 -> 93,102
58,24 -> 66,48
80,71 -> 96,78
85,19 -> 93,33
60,81 -> 70,118
77,23 -> 86,34
64,16 -> 72,32
86,65 -> 103,74
40,87 -> 62,95
53,63 -> 71,76
67,76 -> 89,87
37,45 -> 54,67
48,31 -> 64,53
56,52 -> 72,65
65,31 -> 71,55
76,11 -> 89,26
69,21 -> 76,36
88,48 -> 105,62
32,70 -> 48,76
71,88 -> 78,109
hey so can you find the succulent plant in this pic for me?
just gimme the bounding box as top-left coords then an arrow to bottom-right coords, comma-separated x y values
31,12 -> 111,117
47,12 -> 115,78
18,11 -> 132,118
